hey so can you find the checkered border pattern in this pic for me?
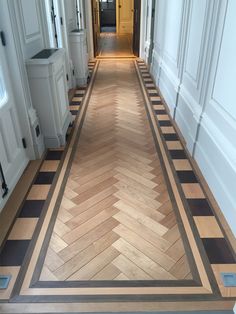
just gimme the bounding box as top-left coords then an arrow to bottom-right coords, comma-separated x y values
0,60 -> 97,270
136,59 -> 236,296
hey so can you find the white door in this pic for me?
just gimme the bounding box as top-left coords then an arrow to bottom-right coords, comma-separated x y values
45,0 -> 59,48
45,0 -> 76,89
0,37 -> 28,210
118,0 -> 134,34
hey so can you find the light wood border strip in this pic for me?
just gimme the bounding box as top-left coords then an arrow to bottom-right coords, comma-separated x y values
20,286 -> 211,296
134,62 -> 212,293
96,57 -> 137,61
0,301 -> 234,313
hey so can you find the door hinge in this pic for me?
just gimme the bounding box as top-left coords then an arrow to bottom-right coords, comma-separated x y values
60,17 -> 63,25
0,31 -> 6,46
22,138 -> 27,149
152,8 -> 155,18
66,74 -> 69,81
0,162 -> 8,198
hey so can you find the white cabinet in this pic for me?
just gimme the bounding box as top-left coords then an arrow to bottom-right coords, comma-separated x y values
69,30 -> 89,86
26,49 -> 72,148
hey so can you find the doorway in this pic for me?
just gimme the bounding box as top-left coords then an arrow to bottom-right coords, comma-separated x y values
92,0 -> 141,58
133,0 -> 141,57
100,0 -> 116,33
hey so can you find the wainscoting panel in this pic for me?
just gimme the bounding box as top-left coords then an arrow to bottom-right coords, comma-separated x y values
151,0 -> 185,115
149,0 -> 236,236
14,0 -> 44,59
194,0 -> 236,236
175,0 -> 211,153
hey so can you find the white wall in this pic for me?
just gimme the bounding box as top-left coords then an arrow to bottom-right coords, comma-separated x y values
150,0 -> 236,237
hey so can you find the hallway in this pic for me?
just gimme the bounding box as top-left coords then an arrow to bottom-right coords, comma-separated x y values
0,0 -> 236,313
40,60 -> 190,282
0,59 -> 235,313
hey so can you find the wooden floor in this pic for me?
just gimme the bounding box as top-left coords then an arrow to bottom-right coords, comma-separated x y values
0,59 -> 235,313
98,33 -> 134,58
40,61 -> 191,282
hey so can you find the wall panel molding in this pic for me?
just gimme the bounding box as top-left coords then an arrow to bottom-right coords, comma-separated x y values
151,0 -> 189,116
13,0 -> 44,59
18,0 -> 41,44
149,0 -> 236,236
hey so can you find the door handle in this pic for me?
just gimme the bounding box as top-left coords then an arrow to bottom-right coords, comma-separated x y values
0,162 -> 8,198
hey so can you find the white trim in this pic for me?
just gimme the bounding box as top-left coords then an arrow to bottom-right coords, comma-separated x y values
84,0 -> 94,59
139,0 -> 147,59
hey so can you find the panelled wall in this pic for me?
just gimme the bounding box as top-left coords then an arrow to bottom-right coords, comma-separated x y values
2,0 -> 79,160
150,0 -> 236,236
3,0 -> 48,159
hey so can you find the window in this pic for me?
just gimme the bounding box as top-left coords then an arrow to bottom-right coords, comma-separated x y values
0,65 -> 7,107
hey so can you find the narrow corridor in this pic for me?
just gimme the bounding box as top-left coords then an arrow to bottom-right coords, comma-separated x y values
40,60 -> 190,282
0,60 -> 235,313
0,0 -> 236,312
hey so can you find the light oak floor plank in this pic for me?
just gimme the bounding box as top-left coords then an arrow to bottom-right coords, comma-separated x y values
41,61 -> 191,281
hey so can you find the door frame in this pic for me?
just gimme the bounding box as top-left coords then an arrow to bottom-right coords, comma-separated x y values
42,0 -> 75,90
139,0 -> 155,63
91,0 -> 141,56
148,0 -> 156,64
84,0 -> 94,59
116,0 -> 119,34
91,0 -> 99,57
133,0 -> 141,57
99,0 -> 116,31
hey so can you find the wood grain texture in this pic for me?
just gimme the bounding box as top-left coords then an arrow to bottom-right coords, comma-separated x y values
98,33 -> 134,58
0,301 -> 235,313
40,61 -> 191,282
0,161 -> 42,246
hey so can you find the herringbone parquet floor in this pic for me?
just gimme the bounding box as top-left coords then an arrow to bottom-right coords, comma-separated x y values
40,61 -> 192,281
98,33 -> 133,57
